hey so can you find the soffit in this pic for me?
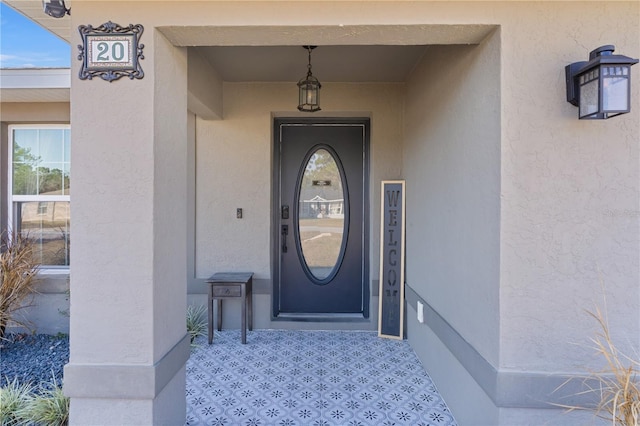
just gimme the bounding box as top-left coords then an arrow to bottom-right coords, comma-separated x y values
0,68 -> 71,102
3,0 -> 71,42
0,88 -> 70,102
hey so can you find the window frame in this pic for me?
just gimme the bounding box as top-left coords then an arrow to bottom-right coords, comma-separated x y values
8,124 -> 71,271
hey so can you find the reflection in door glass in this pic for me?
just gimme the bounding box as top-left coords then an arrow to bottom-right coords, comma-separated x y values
298,148 -> 345,280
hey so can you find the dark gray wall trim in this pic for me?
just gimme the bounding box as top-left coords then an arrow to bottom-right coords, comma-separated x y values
405,284 -> 607,409
405,285 -> 498,400
64,333 -> 190,399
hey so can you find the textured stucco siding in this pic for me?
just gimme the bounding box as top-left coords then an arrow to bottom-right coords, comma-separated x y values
498,1 -> 640,373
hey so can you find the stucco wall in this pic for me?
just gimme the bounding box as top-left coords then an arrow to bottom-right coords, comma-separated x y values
403,34 -> 502,424
194,82 -> 404,319
0,102 -> 70,123
401,1 -> 639,424
5,275 -> 70,335
498,1 -> 640,375
65,5 -> 190,422
404,40 -> 501,366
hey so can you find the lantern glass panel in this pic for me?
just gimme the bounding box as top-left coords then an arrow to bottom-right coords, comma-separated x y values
579,78 -> 599,118
306,86 -> 318,105
602,66 -> 629,112
299,86 -> 306,106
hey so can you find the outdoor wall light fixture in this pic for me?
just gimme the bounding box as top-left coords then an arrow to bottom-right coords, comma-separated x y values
298,46 -> 321,112
42,0 -> 70,18
566,45 -> 638,119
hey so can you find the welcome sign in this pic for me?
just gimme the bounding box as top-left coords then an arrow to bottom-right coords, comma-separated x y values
378,180 -> 405,339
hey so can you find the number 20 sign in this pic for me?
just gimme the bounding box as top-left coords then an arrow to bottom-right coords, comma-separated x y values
89,37 -> 132,65
78,22 -> 144,82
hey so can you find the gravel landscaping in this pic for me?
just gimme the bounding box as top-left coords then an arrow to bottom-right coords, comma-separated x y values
0,334 -> 69,391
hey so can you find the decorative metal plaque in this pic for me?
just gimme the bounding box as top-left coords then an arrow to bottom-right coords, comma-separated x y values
378,180 -> 405,340
78,21 -> 144,82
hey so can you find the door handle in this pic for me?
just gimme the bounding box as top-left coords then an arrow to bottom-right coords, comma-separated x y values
281,224 -> 289,253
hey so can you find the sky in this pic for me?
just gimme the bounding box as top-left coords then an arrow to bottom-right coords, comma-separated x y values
0,2 -> 70,68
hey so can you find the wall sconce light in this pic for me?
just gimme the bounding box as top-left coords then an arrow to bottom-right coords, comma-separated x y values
298,46 -> 321,112
566,45 -> 638,119
42,0 -> 70,18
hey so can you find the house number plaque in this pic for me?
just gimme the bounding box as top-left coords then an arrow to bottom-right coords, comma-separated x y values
378,180 -> 406,339
78,21 -> 144,82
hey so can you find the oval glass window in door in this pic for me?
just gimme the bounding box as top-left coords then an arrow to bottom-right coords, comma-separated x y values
297,147 -> 348,282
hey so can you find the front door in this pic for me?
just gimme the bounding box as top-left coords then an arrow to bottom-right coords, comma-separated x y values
274,119 -> 369,318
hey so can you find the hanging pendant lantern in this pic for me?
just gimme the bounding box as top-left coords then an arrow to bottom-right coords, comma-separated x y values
298,46 -> 321,112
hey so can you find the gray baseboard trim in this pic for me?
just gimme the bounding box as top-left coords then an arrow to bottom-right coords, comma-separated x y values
405,284 -> 602,409
64,333 -> 190,399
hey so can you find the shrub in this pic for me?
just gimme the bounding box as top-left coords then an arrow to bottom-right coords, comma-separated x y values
0,377 -> 34,426
187,304 -> 207,346
0,231 -> 39,339
16,376 -> 69,426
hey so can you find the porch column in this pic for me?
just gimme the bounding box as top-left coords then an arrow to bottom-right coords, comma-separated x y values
63,28 -> 190,425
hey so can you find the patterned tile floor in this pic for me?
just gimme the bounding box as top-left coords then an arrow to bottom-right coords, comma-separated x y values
186,330 -> 457,426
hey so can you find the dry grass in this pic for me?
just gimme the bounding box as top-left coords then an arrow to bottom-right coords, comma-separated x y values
556,306 -> 640,426
0,230 -> 39,339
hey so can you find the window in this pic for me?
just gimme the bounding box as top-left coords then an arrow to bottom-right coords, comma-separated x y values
9,125 -> 70,267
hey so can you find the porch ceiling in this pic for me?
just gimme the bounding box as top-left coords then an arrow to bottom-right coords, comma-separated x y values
173,24 -> 494,83
195,45 -> 430,83
1,1 -> 495,84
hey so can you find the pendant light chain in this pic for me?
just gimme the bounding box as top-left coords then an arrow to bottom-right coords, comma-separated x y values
307,47 -> 313,77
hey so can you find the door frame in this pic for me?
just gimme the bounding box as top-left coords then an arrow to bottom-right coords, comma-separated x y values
272,117 -> 370,321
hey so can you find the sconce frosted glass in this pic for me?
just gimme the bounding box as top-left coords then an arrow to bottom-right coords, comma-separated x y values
566,45 -> 638,119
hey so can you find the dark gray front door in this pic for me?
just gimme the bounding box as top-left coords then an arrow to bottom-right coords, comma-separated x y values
274,119 -> 369,318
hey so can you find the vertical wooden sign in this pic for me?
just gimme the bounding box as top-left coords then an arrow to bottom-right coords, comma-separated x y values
378,180 -> 405,339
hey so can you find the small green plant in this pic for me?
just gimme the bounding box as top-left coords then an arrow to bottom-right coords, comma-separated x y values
16,376 -> 69,426
186,304 -> 207,346
0,230 -> 39,339
0,377 -> 34,426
